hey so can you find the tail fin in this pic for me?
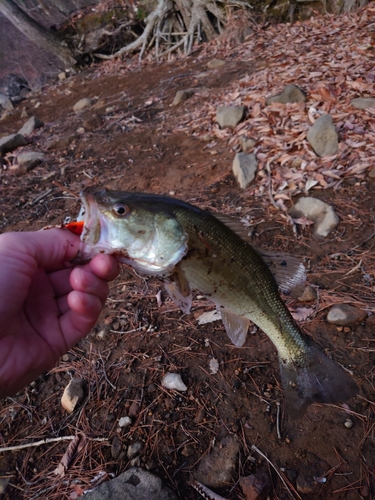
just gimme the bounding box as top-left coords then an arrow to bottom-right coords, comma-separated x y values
279,345 -> 358,414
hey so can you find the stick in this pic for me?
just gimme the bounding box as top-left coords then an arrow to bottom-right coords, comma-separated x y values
251,444 -> 302,500
0,435 -> 107,453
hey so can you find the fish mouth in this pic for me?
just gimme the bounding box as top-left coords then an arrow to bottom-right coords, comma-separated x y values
76,190 -> 110,261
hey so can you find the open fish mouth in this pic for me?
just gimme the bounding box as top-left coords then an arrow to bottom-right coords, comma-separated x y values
65,190 -> 112,262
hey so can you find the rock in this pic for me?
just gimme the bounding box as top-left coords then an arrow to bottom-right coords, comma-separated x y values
73,97 -> 92,112
118,416 -> 132,428
289,197 -> 339,238
0,475 -> 11,494
111,436 -> 123,459
298,285 -> 317,302
296,474 -> 315,494
0,133 -> 27,154
240,473 -> 271,500
181,444 -> 194,457
239,136 -> 256,152
266,84 -> 306,105
6,74 -> 29,98
61,378 -> 87,413
83,468 -> 177,500
172,89 -> 194,106
58,71 -> 67,81
351,97 -> 375,109
17,151 -> 45,171
326,304 -> 367,325
161,372 -> 187,391
232,152 -> 257,189
195,435 -> 239,488
127,441 -> 144,460
0,93 -> 13,111
307,114 -> 339,157
18,116 -> 44,136
207,58 -> 225,69
344,418 -> 354,429
368,166 -> 375,178
216,105 -> 245,129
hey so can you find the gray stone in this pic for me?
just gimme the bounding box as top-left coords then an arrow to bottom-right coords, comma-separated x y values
195,435 -> 239,488
172,89 -> 194,106
58,71 -> 67,81
266,84 -> 306,105
232,152 -> 257,189
17,151 -> 45,171
216,105 -> 245,129
289,197 -> 339,238
18,116 -> 44,136
239,136 -> 256,152
351,97 -> 375,109
307,114 -> 339,157
111,436 -> 123,459
327,304 -> 367,325
83,468 -> 177,500
127,441 -> 144,459
73,97 -> 92,112
207,58 -> 225,69
0,93 -> 13,111
0,133 -> 27,154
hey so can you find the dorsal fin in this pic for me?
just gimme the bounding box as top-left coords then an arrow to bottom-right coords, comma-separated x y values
213,212 -> 306,296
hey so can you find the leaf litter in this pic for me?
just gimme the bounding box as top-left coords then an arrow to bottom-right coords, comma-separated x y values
1,4 -> 375,500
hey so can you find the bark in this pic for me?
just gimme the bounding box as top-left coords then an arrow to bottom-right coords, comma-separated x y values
0,0 -> 76,68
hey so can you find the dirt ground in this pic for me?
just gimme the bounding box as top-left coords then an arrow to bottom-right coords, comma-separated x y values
1,10 -> 375,500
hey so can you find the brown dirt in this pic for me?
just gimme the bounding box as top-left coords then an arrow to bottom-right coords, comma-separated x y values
1,24 -> 375,500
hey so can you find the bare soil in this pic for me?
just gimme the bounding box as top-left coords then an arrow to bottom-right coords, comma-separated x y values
1,20 -> 375,500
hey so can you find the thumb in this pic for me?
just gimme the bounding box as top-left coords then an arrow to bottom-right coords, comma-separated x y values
0,229 -> 81,318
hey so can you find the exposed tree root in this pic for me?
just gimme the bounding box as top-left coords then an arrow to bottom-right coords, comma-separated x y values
94,0 -> 253,61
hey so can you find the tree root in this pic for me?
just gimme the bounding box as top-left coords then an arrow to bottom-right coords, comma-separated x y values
94,0 -> 252,61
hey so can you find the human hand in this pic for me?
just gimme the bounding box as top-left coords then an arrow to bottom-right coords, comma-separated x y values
0,228 -> 119,398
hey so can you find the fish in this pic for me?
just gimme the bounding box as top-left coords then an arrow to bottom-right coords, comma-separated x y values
67,189 -> 358,413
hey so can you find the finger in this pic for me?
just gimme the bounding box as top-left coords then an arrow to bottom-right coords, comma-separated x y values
59,290 -> 103,347
89,254 -> 120,281
57,295 -> 69,316
49,268 -> 73,298
0,229 -> 80,273
69,267 -> 109,305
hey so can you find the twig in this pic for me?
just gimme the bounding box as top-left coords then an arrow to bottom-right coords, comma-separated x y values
28,188 -> 53,206
251,444 -> 302,500
0,435 -> 107,453
276,401 -> 282,439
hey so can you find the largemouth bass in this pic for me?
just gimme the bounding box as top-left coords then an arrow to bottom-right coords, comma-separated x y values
69,189 -> 357,412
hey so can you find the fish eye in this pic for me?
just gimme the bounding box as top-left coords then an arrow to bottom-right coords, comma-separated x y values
113,203 -> 129,217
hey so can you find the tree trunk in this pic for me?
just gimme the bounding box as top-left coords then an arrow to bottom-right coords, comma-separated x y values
0,0 -> 76,68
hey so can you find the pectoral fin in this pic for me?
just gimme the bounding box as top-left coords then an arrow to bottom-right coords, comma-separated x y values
219,308 -> 250,347
164,265 -> 192,314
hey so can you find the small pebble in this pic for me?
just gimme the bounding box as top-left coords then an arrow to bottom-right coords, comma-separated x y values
61,378 -> 86,414
161,372 -> 187,392
127,441 -> 144,459
344,419 -> 354,429
118,416 -> 132,428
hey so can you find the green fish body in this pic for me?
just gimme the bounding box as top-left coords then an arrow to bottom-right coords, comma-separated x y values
77,189 -> 357,412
